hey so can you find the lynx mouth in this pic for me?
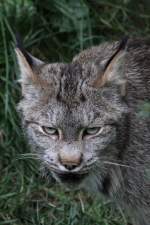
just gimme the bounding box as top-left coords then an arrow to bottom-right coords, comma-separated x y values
54,171 -> 88,185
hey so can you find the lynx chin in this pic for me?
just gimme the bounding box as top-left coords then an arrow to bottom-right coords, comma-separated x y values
16,37 -> 150,225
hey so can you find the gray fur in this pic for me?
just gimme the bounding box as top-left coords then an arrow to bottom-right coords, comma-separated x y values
16,38 -> 150,225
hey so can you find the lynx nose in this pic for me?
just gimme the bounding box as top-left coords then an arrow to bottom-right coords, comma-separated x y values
58,143 -> 83,170
59,157 -> 82,170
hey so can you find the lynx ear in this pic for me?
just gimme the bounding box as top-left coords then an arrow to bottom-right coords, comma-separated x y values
15,34 -> 44,84
92,37 -> 128,95
15,36 -> 47,99
15,47 -> 44,84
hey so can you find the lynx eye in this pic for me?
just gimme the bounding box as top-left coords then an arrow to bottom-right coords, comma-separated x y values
41,126 -> 59,138
83,127 -> 102,138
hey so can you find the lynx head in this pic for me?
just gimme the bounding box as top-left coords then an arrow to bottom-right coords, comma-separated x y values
16,38 -> 128,192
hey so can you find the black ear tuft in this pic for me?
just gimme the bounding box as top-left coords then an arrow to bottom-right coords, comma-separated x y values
15,32 -> 33,67
104,36 -> 128,71
15,32 -> 23,49
118,36 -> 129,51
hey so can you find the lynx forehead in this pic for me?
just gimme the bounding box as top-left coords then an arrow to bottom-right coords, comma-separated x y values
16,37 -> 150,225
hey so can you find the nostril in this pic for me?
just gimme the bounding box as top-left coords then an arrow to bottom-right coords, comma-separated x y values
63,164 -> 77,171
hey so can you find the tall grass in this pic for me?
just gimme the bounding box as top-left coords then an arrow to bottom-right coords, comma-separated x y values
0,0 -> 150,224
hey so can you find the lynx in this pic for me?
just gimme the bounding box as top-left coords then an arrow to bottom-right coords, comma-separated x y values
16,37 -> 150,225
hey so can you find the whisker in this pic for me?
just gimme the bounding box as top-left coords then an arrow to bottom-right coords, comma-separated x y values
102,161 -> 134,169
16,153 -> 41,160
94,158 -> 145,172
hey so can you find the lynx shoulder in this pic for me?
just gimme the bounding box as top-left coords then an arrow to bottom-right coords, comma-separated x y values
16,38 -> 150,225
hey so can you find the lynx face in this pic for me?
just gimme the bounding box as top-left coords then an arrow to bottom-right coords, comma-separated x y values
16,39 -> 128,190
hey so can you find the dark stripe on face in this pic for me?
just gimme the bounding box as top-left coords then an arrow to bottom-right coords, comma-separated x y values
117,114 -> 130,160
56,63 -> 84,104
100,175 -> 111,196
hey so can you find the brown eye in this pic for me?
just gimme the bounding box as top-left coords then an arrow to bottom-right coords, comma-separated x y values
42,126 -> 59,136
83,127 -> 102,136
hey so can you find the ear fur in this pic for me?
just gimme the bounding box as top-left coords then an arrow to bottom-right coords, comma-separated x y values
16,48 -> 45,82
92,37 -> 128,95
15,34 -> 44,84
15,48 -> 35,82
15,35 -> 49,100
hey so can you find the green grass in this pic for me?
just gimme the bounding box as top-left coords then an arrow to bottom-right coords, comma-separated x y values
0,0 -> 150,224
